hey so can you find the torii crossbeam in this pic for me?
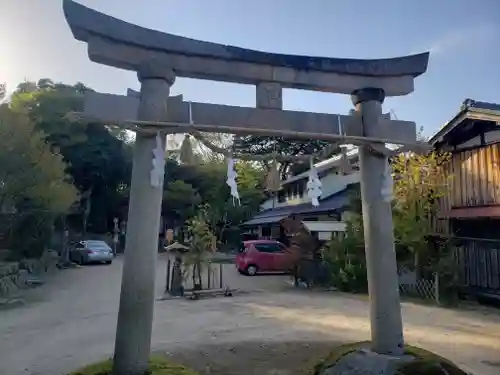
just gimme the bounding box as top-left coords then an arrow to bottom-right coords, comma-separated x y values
80,91 -> 418,146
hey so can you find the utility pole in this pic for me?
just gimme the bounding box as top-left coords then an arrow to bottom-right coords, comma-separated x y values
352,88 -> 404,356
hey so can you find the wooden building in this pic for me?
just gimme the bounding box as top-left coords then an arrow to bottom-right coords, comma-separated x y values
430,99 -> 500,299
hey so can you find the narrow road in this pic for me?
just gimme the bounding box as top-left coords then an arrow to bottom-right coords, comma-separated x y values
0,255 -> 498,375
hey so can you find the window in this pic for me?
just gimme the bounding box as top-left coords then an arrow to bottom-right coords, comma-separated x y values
254,243 -> 283,253
298,181 -> 305,197
277,242 -> 287,252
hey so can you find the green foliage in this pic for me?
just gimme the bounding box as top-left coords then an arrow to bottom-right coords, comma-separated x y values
321,152 -> 457,294
392,152 -> 451,272
162,158 -> 265,247
320,221 -> 367,292
184,211 -> 216,289
163,180 -> 201,224
397,345 -> 467,375
187,211 -> 215,256
432,237 -> 460,306
0,105 -> 78,258
9,79 -> 132,234
69,356 -> 198,375
0,105 -> 78,212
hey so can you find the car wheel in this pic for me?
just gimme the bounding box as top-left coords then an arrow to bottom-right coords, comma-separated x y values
105,260 -> 112,265
246,265 -> 258,276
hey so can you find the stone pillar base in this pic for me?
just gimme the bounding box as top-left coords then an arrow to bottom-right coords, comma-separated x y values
319,348 -> 414,375
315,342 -> 467,375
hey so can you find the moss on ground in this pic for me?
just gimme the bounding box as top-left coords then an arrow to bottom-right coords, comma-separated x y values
397,346 -> 467,375
68,356 -> 198,375
313,341 -> 467,375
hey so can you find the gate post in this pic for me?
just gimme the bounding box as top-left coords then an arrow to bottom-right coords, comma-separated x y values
113,62 -> 175,374
352,88 -> 404,356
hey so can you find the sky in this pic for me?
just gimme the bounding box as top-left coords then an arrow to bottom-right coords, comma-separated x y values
1,0 -> 499,137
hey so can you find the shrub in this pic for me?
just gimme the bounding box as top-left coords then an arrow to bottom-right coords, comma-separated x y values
320,221 -> 367,293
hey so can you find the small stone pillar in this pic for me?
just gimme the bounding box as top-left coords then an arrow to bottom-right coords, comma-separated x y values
113,62 -> 175,375
170,255 -> 184,296
352,88 -> 404,356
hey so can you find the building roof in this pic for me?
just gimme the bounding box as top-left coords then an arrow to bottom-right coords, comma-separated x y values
241,186 -> 353,227
429,99 -> 500,146
281,141 -> 401,187
282,147 -> 359,186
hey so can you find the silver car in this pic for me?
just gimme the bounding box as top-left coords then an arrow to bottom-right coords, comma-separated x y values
70,240 -> 114,265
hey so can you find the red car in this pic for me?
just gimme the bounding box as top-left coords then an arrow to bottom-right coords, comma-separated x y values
235,240 -> 296,276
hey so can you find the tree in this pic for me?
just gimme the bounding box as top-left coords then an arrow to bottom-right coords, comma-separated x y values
391,152 -> 450,273
0,105 -> 78,258
162,180 -> 202,227
9,79 -> 132,234
195,160 -> 265,246
233,136 -> 336,179
321,152 -> 451,290
160,156 -> 265,247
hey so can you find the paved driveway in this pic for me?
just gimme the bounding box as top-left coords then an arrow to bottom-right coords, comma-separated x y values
0,255 -> 499,375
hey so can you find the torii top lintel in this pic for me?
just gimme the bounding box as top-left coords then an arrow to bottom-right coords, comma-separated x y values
63,0 -> 429,96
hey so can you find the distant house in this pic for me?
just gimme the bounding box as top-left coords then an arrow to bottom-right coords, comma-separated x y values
241,147 -> 360,242
430,99 -> 500,299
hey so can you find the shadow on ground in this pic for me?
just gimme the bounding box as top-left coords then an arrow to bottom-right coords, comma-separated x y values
163,340 -> 341,375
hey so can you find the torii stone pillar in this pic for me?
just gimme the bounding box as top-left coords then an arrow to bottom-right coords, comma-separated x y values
113,63 -> 175,375
352,88 -> 404,356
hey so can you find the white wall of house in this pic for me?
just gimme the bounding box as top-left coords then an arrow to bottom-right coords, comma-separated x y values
319,172 -> 359,199
260,171 -> 359,211
259,148 -> 359,211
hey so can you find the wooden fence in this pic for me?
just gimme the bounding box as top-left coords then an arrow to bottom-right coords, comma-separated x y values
453,236 -> 500,297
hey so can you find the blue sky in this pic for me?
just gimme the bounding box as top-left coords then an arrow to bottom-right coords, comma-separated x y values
1,0 -> 499,136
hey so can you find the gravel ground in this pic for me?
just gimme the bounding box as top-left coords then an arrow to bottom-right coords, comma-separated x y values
164,341 -> 338,375
0,255 -> 499,375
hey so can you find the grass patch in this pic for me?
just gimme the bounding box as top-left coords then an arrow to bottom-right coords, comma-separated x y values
69,356 -> 198,375
313,341 -> 371,373
398,346 -> 467,375
313,342 -> 467,375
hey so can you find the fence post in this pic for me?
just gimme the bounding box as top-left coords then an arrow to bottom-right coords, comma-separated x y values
434,272 -> 440,305
207,262 -> 211,289
165,257 -> 171,294
219,263 -> 223,289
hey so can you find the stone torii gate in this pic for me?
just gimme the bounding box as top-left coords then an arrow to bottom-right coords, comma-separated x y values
63,1 -> 429,373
